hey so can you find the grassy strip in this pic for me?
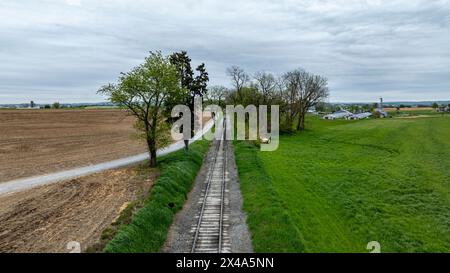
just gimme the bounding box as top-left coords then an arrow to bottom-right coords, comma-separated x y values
104,140 -> 210,253
234,140 -> 305,252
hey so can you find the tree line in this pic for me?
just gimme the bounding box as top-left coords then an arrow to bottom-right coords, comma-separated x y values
99,51 -> 329,167
207,65 -> 329,132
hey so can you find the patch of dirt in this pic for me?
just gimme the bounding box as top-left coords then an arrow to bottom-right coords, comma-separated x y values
384,107 -> 434,111
396,115 -> 436,119
0,109 -> 146,182
0,167 -> 157,253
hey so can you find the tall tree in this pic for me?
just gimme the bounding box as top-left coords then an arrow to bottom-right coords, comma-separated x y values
169,51 -> 194,93
169,51 -> 209,150
193,63 -> 209,97
98,51 -> 182,167
227,65 -> 249,103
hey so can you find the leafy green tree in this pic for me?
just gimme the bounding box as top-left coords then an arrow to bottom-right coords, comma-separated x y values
98,51 -> 183,167
432,102 -> 439,109
53,102 -> 60,109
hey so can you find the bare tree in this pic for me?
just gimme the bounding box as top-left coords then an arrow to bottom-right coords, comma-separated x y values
253,71 -> 277,104
226,65 -> 249,103
297,72 -> 329,130
280,71 -> 301,130
207,85 -> 228,106
282,69 -> 329,131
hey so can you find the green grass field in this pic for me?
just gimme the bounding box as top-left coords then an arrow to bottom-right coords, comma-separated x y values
235,113 -> 450,253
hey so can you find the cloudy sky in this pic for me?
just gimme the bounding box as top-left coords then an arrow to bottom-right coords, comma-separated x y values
1,0 -> 449,104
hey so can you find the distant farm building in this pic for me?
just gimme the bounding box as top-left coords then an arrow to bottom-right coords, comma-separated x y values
25,101 -> 40,109
437,105 -> 450,112
307,106 -> 317,113
323,98 -> 388,120
347,112 -> 372,120
375,109 -> 388,118
323,109 -> 353,120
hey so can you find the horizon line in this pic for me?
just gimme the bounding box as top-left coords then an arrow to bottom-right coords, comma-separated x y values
1,99 -> 450,106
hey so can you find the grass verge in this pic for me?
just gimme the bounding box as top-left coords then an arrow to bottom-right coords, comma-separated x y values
235,113 -> 450,252
234,140 -> 305,252
103,139 -> 210,253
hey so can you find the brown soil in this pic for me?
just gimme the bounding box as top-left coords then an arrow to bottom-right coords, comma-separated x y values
396,115 -> 436,119
0,166 -> 157,253
0,109 -> 211,253
384,107 -> 434,111
0,109 -> 146,182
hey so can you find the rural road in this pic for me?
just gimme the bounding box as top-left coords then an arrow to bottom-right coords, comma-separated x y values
0,118 -> 218,195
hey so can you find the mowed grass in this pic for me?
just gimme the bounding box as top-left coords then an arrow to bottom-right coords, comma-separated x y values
235,113 -> 450,252
104,140 -> 210,253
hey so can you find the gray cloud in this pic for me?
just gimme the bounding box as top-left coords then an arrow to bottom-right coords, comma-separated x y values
0,0 -> 449,103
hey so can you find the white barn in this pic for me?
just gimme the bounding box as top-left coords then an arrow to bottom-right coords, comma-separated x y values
323,110 -> 353,120
347,112 -> 372,120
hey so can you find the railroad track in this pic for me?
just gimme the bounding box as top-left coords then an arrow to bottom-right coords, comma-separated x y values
191,118 -> 230,253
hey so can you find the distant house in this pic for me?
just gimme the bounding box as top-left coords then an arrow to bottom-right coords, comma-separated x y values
323,109 -> 353,120
25,101 -> 40,109
347,112 -> 372,120
323,98 -> 389,120
307,106 -> 317,113
437,105 -> 450,112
